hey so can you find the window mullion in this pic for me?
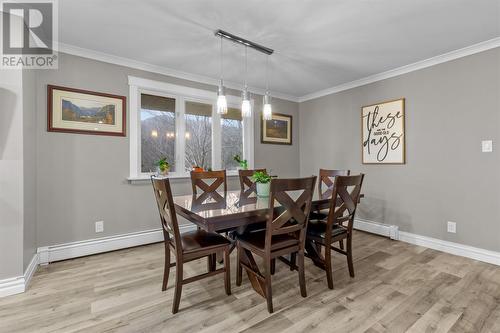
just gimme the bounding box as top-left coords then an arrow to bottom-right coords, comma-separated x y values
212,104 -> 222,170
130,85 -> 140,177
243,100 -> 255,169
176,97 -> 186,175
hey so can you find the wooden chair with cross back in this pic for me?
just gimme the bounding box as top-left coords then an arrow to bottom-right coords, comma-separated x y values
190,170 -> 228,269
309,169 -> 351,249
235,176 -> 317,313
151,176 -> 231,314
190,170 -> 227,196
238,169 -> 266,195
306,174 -> 364,289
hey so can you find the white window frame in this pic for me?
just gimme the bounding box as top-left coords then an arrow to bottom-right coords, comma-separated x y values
128,76 -> 254,180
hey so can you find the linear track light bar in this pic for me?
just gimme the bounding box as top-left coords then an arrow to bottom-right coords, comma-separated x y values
214,29 -> 274,55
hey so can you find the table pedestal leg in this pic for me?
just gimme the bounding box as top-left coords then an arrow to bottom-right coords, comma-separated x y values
305,239 -> 326,270
239,248 -> 267,298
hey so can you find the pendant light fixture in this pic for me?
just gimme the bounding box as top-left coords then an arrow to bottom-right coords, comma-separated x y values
241,46 -> 251,118
213,30 -> 274,119
216,36 -> 228,115
262,55 -> 272,120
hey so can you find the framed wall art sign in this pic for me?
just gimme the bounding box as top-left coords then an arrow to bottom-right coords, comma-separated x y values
47,85 -> 126,136
261,113 -> 292,145
361,98 -> 405,164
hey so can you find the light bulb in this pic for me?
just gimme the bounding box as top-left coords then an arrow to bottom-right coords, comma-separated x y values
263,92 -> 272,120
241,88 -> 251,117
263,103 -> 272,120
216,79 -> 228,114
241,100 -> 251,117
217,95 -> 227,114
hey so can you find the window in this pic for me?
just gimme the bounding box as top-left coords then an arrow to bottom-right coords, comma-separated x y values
140,94 -> 176,173
221,107 -> 243,170
185,101 -> 212,171
128,76 -> 254,179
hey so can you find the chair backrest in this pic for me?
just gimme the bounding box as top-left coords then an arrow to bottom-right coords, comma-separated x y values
151,177 -> 181,251
326,174 -> 364,238
265,176 -> 317,252
318,169 -> 350,199
190,170 -> 227,195
191,193 -> 227,213
238,169 -> 267,193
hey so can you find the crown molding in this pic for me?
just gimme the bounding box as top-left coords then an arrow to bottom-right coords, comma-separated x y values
57,42 -> 299,102
58,37 -> 500,104
298,37 -> 500,102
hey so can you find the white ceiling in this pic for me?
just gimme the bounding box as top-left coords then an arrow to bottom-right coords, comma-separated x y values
58,0 -> 500,99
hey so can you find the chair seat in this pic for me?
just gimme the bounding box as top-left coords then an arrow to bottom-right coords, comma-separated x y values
307,220 -> 347,239
309,209 -> 329,221
237,230 -> 299,252
179,229 -> 230,253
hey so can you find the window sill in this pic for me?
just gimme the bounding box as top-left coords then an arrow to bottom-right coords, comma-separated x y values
127,171 -> 240,184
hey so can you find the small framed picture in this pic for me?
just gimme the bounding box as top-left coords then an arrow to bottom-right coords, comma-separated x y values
47,85 -> 126,136
361,98 -> 405,164
261,113 -> 292,145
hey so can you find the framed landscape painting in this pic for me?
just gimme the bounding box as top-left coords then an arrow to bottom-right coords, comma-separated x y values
361,98 -> 405,164
48,85 -> 126,136
261,113 -> 292,145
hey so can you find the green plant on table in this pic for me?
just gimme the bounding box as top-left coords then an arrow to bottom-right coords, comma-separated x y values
250,171 -> 271,184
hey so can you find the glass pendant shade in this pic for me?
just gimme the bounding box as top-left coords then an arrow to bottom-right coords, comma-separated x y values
263,92 -> 272,120
241,88 -> 251,117
216,79 -> 228,114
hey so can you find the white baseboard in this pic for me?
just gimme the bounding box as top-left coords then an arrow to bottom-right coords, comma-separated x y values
30,220 -> 500,283
0,253 -> 39,298
354,219 -> 500,266
399,231 -> 500,266
37,221 -> 397,266
37,225 -> 196,265
0,277 -> 25,298
354,218 -> 399,240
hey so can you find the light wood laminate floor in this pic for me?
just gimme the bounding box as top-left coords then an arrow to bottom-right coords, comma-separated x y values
1,231 -> 499,333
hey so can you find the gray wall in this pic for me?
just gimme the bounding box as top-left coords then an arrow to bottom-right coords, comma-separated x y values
300,48 -> 500,252
23,69 -> 37,271
35,53 -> 299,247
0,69 -> 25,279
0,14 -> 38,280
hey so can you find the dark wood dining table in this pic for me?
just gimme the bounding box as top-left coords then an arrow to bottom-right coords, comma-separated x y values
173,190 -> 331,233
173,190 -> 363,296
173,190 -> 363,233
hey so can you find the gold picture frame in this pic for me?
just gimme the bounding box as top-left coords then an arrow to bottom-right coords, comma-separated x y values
261,113 -> 292,145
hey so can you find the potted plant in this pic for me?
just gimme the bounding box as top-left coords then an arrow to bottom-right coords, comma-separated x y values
157,158 -> 170,176
233,154 -> 248,170
251,171 -> 272,197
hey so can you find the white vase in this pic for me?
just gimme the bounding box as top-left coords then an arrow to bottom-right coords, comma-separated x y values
256,182 -> 270,197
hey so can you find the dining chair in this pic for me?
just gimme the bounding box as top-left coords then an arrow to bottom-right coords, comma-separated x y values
235,169 -> 269,253
190,170 -> 227,195
310,169 -> 351,250
306,174 -> 364,289
151,176 -> 231,314
236,176 -> 317,313
238,169 -> 267,194
318,169 -> 350,200
190,170 -> 227,260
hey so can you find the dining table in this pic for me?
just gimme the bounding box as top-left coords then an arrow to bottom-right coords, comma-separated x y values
173,189 -> 364,296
